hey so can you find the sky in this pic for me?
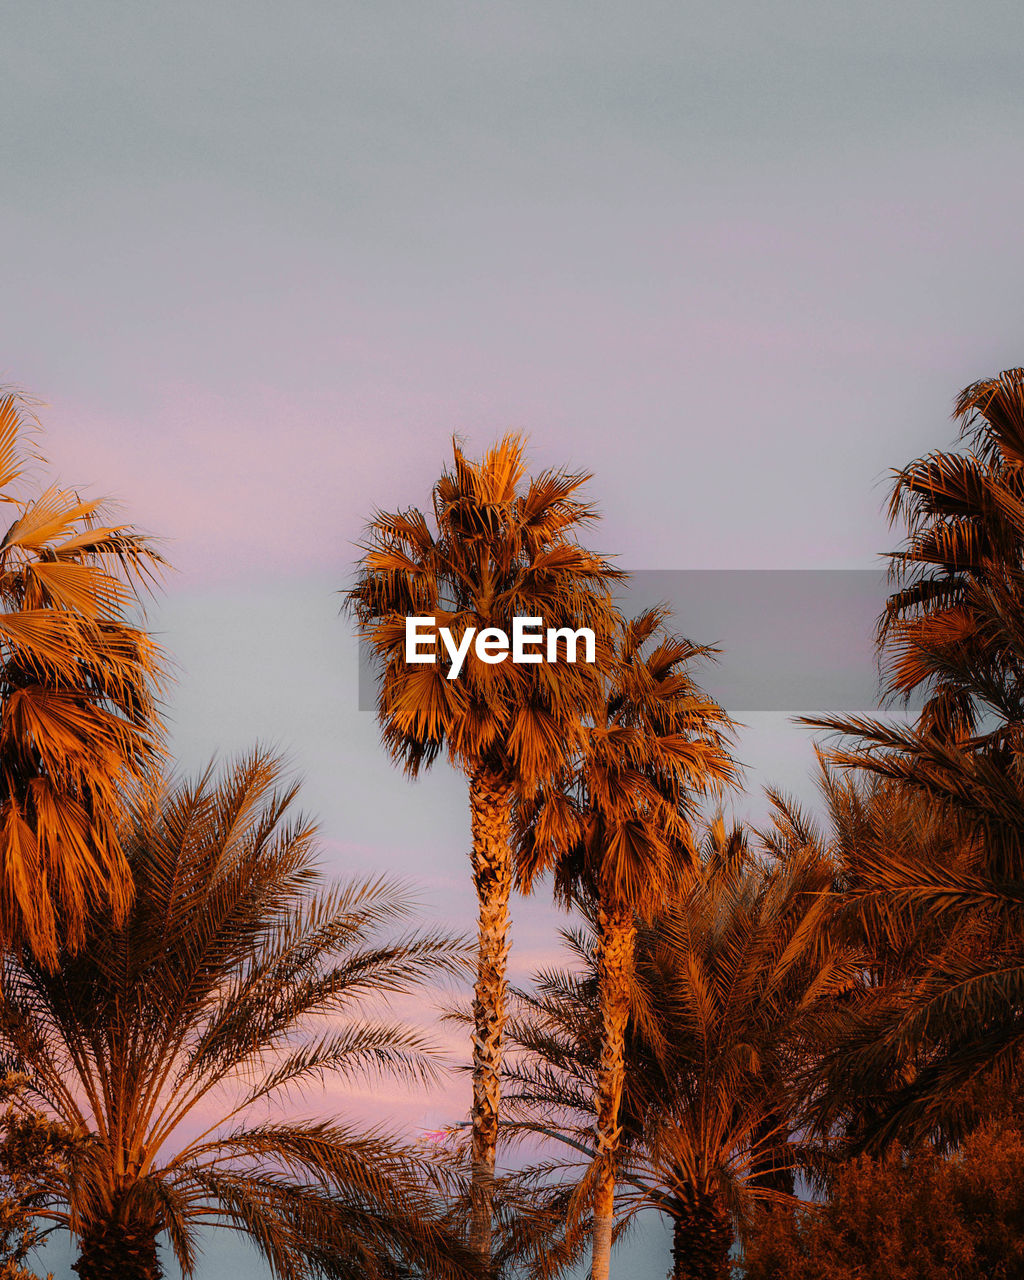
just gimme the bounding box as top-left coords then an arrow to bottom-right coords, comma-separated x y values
3,2 -> 1024,1275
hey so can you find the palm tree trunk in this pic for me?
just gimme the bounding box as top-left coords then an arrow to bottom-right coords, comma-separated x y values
591,903 -> 636,1280
670,1191 -> 732,1280
468,766 -> 514,1269
74,1217 -> 162,1280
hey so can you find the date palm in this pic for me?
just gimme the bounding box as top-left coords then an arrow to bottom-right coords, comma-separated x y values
503,821 -> 852,1280
0,752 -> 476,1280
806,369 -> 1024,1142
346,435 -> 619,1263
514,610 -> 735,1280
0,389 -> 164,966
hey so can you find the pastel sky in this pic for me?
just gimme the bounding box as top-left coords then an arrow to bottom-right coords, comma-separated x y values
4,2 -> 1024,1276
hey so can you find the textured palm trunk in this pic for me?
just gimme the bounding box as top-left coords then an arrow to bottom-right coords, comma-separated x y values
468,766 -> 514,1270
669,1191 -> 732,1280
591,903 -> 636,1280
74,1217 -> 162,1280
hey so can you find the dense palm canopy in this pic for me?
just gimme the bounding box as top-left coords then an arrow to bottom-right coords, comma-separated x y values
514,608 -> 735,1279
346,434 -> 621,1261
502,820 -> 853,1280
0,390 -> 164,966
771,761 -> 1019,1151
0,753 -> 476,1280
8,366 -> 1024,1278
805,370 -> 1024,1145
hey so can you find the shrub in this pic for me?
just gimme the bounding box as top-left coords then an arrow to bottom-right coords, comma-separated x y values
738,1126 -> 1024,1280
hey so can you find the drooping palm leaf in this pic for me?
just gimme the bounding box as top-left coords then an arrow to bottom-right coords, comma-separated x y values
0,390 -> 165,966
802,370 -> 1024,1146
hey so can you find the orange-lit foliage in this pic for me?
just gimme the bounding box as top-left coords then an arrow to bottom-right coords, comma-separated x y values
739,1125 -> 1024,1280
348,434 -> 619,782
0,391 -> 164,966
500,821 -> 855,1280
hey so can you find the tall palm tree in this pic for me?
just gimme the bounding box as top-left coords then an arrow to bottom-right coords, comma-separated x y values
514,611 -> 735,1280
346,435 -> 619,1263
0,752 -> 477,1280
0,389 -> 164,966
805,369 -> 1024,1142
502,821 -> 853,1280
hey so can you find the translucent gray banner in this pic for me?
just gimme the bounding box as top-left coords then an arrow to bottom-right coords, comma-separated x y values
356,569 -> 896,714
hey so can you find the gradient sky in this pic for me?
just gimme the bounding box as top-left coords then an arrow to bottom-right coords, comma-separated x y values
4,3 -> 1024,1275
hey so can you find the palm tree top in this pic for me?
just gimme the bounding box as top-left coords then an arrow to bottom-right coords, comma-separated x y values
516,607 -> 737,916
346,433 -> 623,783
873,368 -> 1024,727
0,388 -> 168,966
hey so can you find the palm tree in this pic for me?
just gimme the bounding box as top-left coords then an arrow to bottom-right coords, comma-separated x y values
0,389 -> 164,967
502,821 -> 853,1280
0,752 -> 477,1280
513,610 -> 735,1280
805,369 -> 1024,1142
346,435 -> 620,1263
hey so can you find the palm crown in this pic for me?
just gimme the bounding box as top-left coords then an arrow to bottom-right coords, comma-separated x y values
874,368 -> 1024,739
347,433 -> 620,781
516,607 -> 736,912
0,390 -> 165,966
503,821 -> 853,1280
512,608 -> 735,1280
805,371 -> 1024,1145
